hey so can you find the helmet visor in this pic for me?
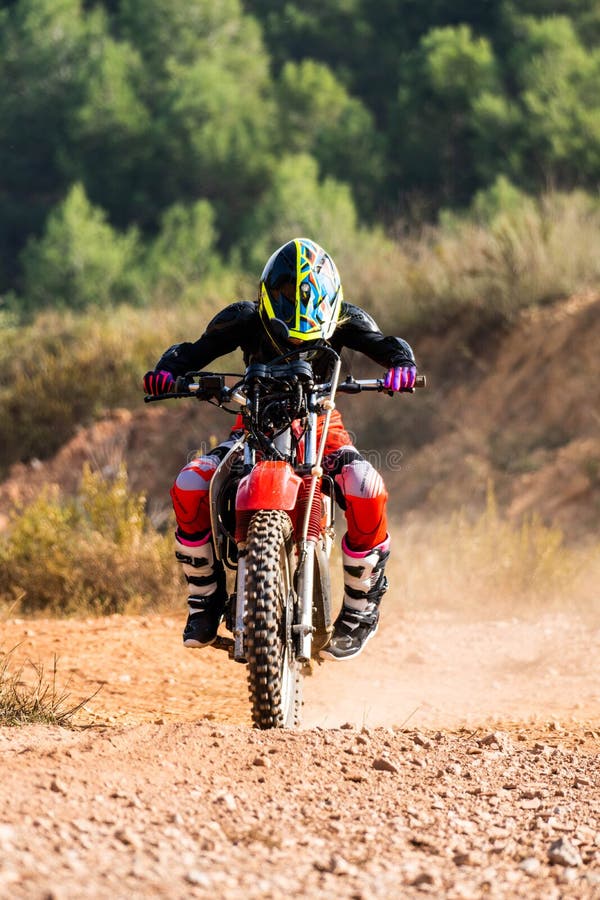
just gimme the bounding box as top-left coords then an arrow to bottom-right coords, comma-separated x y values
264,279 -> 297,326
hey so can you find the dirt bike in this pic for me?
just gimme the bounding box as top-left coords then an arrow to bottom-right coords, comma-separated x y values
145,347 -> 424,729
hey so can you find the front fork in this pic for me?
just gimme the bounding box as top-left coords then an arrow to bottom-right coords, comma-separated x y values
294,357 -> 340,662
295,540 -> 316,663
233,554 -> 247,662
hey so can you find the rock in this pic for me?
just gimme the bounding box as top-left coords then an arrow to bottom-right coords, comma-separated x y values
372,757 -> 399,774
479,733 -> 500,747
185,870 -> 212,887
520,798 -> 542,810
215,792 -> 237,812
547,837 -> 582,867
114,828 -> 141,848
520,857 -> 541,876
413,733 -> 432,749
252,756 -> 271,768
556,867 -> 578,885
410,871 -> 435,887
344,769 -> 366,783
330,854 -> 351,875
49,777 -> 67,795
574,775 -> 591,787
314,854 -> 352,875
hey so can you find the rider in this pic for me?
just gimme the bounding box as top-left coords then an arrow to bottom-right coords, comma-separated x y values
143,238 -> 417,661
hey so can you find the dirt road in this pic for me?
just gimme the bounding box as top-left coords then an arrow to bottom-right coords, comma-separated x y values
1,609 -> 600,898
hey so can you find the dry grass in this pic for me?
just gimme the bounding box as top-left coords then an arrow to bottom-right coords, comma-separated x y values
344,190 -> 600,332
392,487 -> 600,620
0,648 -> 94,726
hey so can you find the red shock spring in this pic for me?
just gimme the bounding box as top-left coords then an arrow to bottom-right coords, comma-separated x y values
296,475 -> 322,541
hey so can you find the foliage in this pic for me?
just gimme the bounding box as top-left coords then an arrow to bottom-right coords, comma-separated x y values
274,60 -> 384,213
0,465 -> 178,615
0,0 -> 94,288
20,184 -> 142,312
145,199 -> 219,298
241,153 -> 359,271
1,0 -> 600,304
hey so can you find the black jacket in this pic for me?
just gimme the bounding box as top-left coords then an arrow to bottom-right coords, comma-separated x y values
154,300 -> 416,381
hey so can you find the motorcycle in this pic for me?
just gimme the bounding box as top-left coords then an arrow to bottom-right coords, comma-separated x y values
145,346 -> 424,729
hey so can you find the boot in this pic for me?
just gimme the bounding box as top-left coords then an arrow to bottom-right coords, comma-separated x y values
175,531 -> 226,648
320,534 -> 390,661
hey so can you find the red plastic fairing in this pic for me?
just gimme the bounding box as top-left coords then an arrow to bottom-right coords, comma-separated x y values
235,461 -> 302,512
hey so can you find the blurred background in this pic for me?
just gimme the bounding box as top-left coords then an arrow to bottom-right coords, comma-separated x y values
0,0 -> 599,618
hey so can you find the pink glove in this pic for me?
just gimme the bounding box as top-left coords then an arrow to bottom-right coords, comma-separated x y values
143,369 -> 176,395
383,365 -> 416,392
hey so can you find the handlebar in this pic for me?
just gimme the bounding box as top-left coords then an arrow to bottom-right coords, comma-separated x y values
337,374 -> 426,394
144,371 -> 426,403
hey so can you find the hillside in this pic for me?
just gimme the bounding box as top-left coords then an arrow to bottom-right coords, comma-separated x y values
2,293 -> 599,541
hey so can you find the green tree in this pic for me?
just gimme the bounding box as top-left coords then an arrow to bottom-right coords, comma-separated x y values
71,22 -> 153,228
117,0 -> 275,242
117,0 -> 247,74
20,184 -> 141,312
146,200 -> 219,296
509,15 -> 600,184
241,153 -> 358,272
391,24 -> 502,207
0,0 -> 92,289
156,52 -> 274,240
275,60 -> 384,215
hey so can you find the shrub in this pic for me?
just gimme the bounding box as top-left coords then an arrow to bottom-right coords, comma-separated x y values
145,199 -> 221,299
0,464 -> 178,615
20,183 -> 143,313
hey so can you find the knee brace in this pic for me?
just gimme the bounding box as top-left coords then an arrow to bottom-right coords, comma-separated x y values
170,455 -> 219,536
335,459 -> 388,551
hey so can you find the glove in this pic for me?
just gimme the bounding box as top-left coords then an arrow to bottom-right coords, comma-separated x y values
383,365 -> 416,392
143,369 -> 176,395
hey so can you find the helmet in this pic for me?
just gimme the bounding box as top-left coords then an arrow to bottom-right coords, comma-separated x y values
258,238 -> 343,352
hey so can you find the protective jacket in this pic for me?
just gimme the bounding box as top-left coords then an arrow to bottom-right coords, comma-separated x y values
154,301 -> 416,381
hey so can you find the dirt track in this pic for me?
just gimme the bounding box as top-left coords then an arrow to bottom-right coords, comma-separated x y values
1,609 -> 600,898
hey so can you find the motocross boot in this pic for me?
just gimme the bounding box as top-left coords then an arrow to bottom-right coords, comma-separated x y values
320,534 -> 390,662
175,530 -> 227,647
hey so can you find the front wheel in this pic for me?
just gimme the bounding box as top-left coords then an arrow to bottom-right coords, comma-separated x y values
245,509 -> 302,729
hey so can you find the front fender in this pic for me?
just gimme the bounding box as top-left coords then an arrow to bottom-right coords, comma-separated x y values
236,461 -> 302,512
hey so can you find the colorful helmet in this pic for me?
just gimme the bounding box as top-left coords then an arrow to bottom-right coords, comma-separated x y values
258,238 -> 343,352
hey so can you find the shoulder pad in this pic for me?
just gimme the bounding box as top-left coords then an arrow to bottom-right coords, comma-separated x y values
339,302 -> 380,333
205,301 -> 257,334
157,343 -> 184,365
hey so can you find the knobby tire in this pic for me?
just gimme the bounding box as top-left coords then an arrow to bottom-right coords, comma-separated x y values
245,509 -> 302,729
